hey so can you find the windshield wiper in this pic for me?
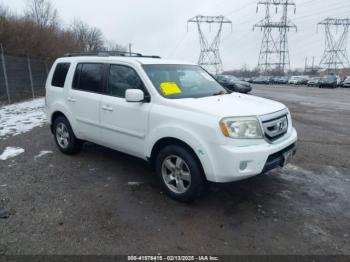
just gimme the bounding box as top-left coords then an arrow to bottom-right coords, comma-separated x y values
212,90 -> 229,96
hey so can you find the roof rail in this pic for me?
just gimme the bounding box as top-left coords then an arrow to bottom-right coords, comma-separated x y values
64,51 -> 161,59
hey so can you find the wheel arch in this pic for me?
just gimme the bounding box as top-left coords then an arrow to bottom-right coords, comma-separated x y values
149,137 -> 206,178
50,111 -> 68,133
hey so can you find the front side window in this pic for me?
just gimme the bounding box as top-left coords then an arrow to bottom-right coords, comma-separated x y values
72,63 -> 104,93
51,63 -> 70,87
143,64 -> 226,99
108,65 -> 145,98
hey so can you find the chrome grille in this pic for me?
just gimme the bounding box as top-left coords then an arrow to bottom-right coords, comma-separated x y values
260,111 -> 289,142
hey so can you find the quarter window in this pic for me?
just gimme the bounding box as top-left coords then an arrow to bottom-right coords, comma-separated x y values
73,63 -> 105,93
51,63 -> 70,87
108,65 -> 145,98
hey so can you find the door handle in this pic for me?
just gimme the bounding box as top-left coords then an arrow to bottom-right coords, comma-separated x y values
101,105 -> 113,112
67,97 -> 77,103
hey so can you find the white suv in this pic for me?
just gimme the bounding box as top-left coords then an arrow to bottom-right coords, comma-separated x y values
46,53 -> 297,202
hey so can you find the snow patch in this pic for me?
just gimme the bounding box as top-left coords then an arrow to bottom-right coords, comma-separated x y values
128,182 -> 144,186
284,164 -> 313,175
34,150 -> 53,160
0,147 -> 25,160
0,98 -> 46,140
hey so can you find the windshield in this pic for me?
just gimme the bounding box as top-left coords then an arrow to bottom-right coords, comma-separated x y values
323,76 -> 336,81
228,75 -> 239,81
143,64 -> 227,99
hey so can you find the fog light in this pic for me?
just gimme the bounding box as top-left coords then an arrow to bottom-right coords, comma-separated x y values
240,161 -> 248,171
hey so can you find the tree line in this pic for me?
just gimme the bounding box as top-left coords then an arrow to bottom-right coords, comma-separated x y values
0,0 -> 125,60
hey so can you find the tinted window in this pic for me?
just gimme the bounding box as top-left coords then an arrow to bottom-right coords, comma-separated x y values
72,64 -> 82,89
51,63 -> 70,87
73,63 -> 104,93
108,65 -> 145,98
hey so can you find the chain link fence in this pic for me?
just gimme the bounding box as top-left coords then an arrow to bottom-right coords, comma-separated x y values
0,50 -> 52,105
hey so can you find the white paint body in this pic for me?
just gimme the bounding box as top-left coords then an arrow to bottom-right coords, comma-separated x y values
46,57 -> 297,183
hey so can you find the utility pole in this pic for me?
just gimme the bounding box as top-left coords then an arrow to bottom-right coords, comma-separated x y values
254,0 -> 297,74
305,56 -> 317,74
1,44 -> 10,103
188,15 -> 232,75
317,18 -> 350,74
129,43 -> 132,55
304,57 -> 308,73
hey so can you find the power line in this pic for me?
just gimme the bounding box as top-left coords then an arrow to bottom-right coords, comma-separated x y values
187,15 -> 232,75
317,17 -> 350,73
254,0 -> 297,73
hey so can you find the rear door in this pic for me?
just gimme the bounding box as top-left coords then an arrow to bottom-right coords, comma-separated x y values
67,63 -> 106,143
100,64 -> 152,158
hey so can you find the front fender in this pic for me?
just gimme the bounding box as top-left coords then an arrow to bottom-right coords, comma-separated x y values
145,125 -> 216,181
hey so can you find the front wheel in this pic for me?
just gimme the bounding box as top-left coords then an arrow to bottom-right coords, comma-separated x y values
155,145 -> 207,203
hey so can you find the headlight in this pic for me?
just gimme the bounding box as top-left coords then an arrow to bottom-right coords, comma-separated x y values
219,117 -> 263,139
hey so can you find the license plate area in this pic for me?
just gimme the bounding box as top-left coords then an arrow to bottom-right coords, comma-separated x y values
282,147 -> 296,166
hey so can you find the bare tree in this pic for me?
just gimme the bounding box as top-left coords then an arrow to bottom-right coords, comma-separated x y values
0,5 -> 10,18
71,19 -> 105,52
0,2 -> 123,59
25,0 -> 58,28
104,40 -> 127,52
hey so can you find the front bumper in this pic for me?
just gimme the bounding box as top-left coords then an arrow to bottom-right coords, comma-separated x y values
206,128 -> 298,183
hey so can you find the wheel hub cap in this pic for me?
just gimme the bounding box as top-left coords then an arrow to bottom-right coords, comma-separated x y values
161,155 -> 191,194
56,123 -> 70,149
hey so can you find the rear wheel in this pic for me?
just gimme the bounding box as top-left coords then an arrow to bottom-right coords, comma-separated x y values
155,145 -> 206,203
53,116 -> 82,154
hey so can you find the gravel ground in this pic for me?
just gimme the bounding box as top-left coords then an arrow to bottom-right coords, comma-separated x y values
0,85 -> 349,255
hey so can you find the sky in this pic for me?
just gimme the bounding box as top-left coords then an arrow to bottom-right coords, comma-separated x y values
1,0 -> 349,70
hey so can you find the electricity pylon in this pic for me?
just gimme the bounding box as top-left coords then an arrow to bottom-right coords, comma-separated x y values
254,0 -> 297,73
188,15 -> 232,75
317,18 -> 350,74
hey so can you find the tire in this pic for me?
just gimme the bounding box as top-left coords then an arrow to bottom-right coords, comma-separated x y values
53,116 -> 82,155
155,145 -> 207,203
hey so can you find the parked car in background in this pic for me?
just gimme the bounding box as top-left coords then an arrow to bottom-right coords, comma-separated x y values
342,76 -> 350,88
215,75 -> 252,94
288,76 -> 301,85
247,77 -> 256,83
336,76 -> 344,87
307,77 -> 321,87
288,76 -> 309,85
253,76 -> 272,85
318,75 -> 337,88
274,76 -> 290,85
272,76 -> 280,84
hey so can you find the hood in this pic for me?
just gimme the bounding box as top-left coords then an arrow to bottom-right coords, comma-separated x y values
170,93 -> 286,118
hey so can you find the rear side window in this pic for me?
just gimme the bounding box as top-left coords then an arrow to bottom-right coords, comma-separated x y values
51,63 -> 70,87
72,63 -> 105,93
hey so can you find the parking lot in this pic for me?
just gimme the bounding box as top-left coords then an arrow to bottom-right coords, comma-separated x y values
0,85 -> 349,255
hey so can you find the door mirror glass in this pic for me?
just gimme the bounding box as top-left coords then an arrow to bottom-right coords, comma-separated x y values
125,89 -> 145,102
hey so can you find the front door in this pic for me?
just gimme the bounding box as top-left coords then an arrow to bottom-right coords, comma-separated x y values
100,64 -> 152,158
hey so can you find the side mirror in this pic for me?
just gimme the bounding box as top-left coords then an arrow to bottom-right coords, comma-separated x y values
125,89 -> 145,103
